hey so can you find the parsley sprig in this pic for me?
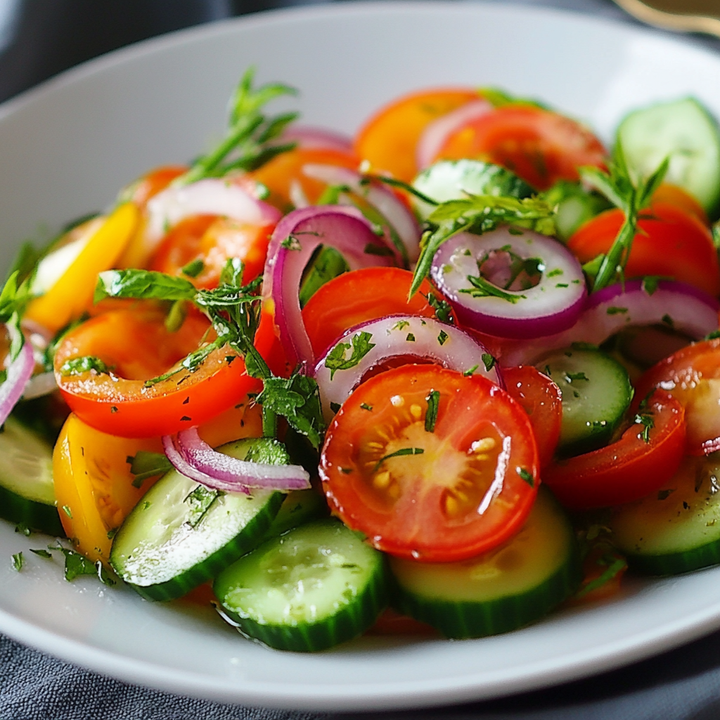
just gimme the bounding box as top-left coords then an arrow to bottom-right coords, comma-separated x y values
579,143 -> 668,292
177,67 -> 299,186
409,194 -> 556,297
94,260 -> 326,448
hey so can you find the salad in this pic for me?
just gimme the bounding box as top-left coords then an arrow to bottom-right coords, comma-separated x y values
2,68 -> 720,653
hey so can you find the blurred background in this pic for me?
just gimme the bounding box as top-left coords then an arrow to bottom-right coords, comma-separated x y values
0,0 -> 629,104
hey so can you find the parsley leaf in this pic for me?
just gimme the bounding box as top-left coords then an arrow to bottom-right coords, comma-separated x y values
323,331 -> 375,380
425,391 -> 440,433
580,142 -> 669,292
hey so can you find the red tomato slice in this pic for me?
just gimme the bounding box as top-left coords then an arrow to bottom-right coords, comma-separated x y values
126,165 -> 187,208
543,391 -> 686,510
568,202 -> 720,297
634,338 -> 720,455
249,147 -> 360,212
54,307 -> 275,438
301,267 -> 447,357
149,214 -> 274,289
503,365 -> 562,469
354,87 -> 482,182
434,104 -> 607,190
320,365 -> 539,562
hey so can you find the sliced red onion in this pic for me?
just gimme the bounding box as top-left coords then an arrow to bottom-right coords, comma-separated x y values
0,327 -> 34,426
431,228 -> 587,339
416,99 -> 493,170
144,178 -> 281,249
301,164 -> 421,265
498,279 -> 720,367
263,205 -> 395,367
279,126 -> 354,152
313,313 -> 502,419
163,429 -> 310,494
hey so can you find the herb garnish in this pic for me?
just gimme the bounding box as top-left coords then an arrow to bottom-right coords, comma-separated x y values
425,391 -> 440,433
373,447 -> 425,473
324,331 -> 375,380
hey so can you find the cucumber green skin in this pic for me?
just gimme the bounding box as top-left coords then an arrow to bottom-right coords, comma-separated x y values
390,490 -> 582,639
622,543 -> 720,577
221,557 -> 388,652
114,492 -> 284,602
0,485 -> 63,537
391,550 -> 580,639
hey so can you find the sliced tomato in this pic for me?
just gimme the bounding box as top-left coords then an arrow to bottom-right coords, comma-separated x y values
543,390 -> 686,510
125,165 -> 187,208
301,267 -> 447,357
503,365 -> 562,468
652,183 -> 709,224
53,413 -> 163,563
434,104 -> 607,190
567,202 -> 720,297
320,365 -> 539,562
634,338 -> 720,455
354,88 -> 481,182
149,214 -> 274,289
249,146 -> 360,212
53,307 -> 275,438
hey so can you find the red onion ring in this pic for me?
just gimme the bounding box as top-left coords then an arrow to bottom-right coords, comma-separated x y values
497,279 -> 720,367
145,178 -> 281,249
416,99 -> 493,170
313,313 -> 502,419
263,205 -> 395,367
431,228 -> 587,339
302,164 -> 421,264
163,429 -> 310,494
279,126 -> 354,152
0,327 -> 34,426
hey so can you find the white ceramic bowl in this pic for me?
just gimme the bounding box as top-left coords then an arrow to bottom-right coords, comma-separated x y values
2,1 -> 720,711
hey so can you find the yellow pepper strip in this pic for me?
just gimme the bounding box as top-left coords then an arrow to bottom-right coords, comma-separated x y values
25,202 -> 139,333
53,413 -> 163,564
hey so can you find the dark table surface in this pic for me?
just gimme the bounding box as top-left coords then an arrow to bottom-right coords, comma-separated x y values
3,1 -> 720,718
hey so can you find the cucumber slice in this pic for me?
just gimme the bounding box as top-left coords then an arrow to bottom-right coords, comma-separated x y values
544,181 -> 610,241
616,97 -> 720,216
610,454 -> 720,575
213,518 -> 388,652
110,438 -> 287,601
264,487 -> 328,539
388,488 -> 581,638
299,246 -> 349,307
0,417 -> 63,536
538,347 -> 633,457
411,159 -> 533,219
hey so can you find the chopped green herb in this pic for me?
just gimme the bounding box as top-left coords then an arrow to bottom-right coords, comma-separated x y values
59,356 -> 110,376
330,401 -> 341,413
517,467 -> 534,487
281,235 -> 302,251
406,333 -> 416,342
392,320 -> 410,331
30,548 -> 52,558
11,552 -> 23,571
423,292 -> 455,325
461,273 -> 524,303
181,258 -> 205,278
360,403 -> 373,411
634,412 -> 654,443
425,390 -> 440,433
437,330 -> 449,346
606,306 -> 628,315
481,353 -> 496,372
14,523 -> 31,537
463,365 -> 479,376
62,505 -> 73,519
662,314 -> 674,328
564,371 -> 589,382
373,447 -> 425,473
324,331 -> 376,380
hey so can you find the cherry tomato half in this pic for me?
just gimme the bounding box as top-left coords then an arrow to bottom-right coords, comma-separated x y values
249,146 -> 360,212
53,307 -> 275,438
301,267 -> 444,357
354,87 -> 482,182
543,391 -> 686,510
149,214 -> 274,289
320,365 -> 539,562
434,104 -> 607,190
634,338 -> 720,455
503,365 -> 563,469
568,202 -> 720,297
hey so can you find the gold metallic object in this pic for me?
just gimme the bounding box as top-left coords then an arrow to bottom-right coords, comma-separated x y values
613,0 -> 720,38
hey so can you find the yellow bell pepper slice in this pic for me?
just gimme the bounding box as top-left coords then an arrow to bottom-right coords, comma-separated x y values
25,202 -> 139,332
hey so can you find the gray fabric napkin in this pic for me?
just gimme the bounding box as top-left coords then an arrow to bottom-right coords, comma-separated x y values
2,1 -> 720,718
